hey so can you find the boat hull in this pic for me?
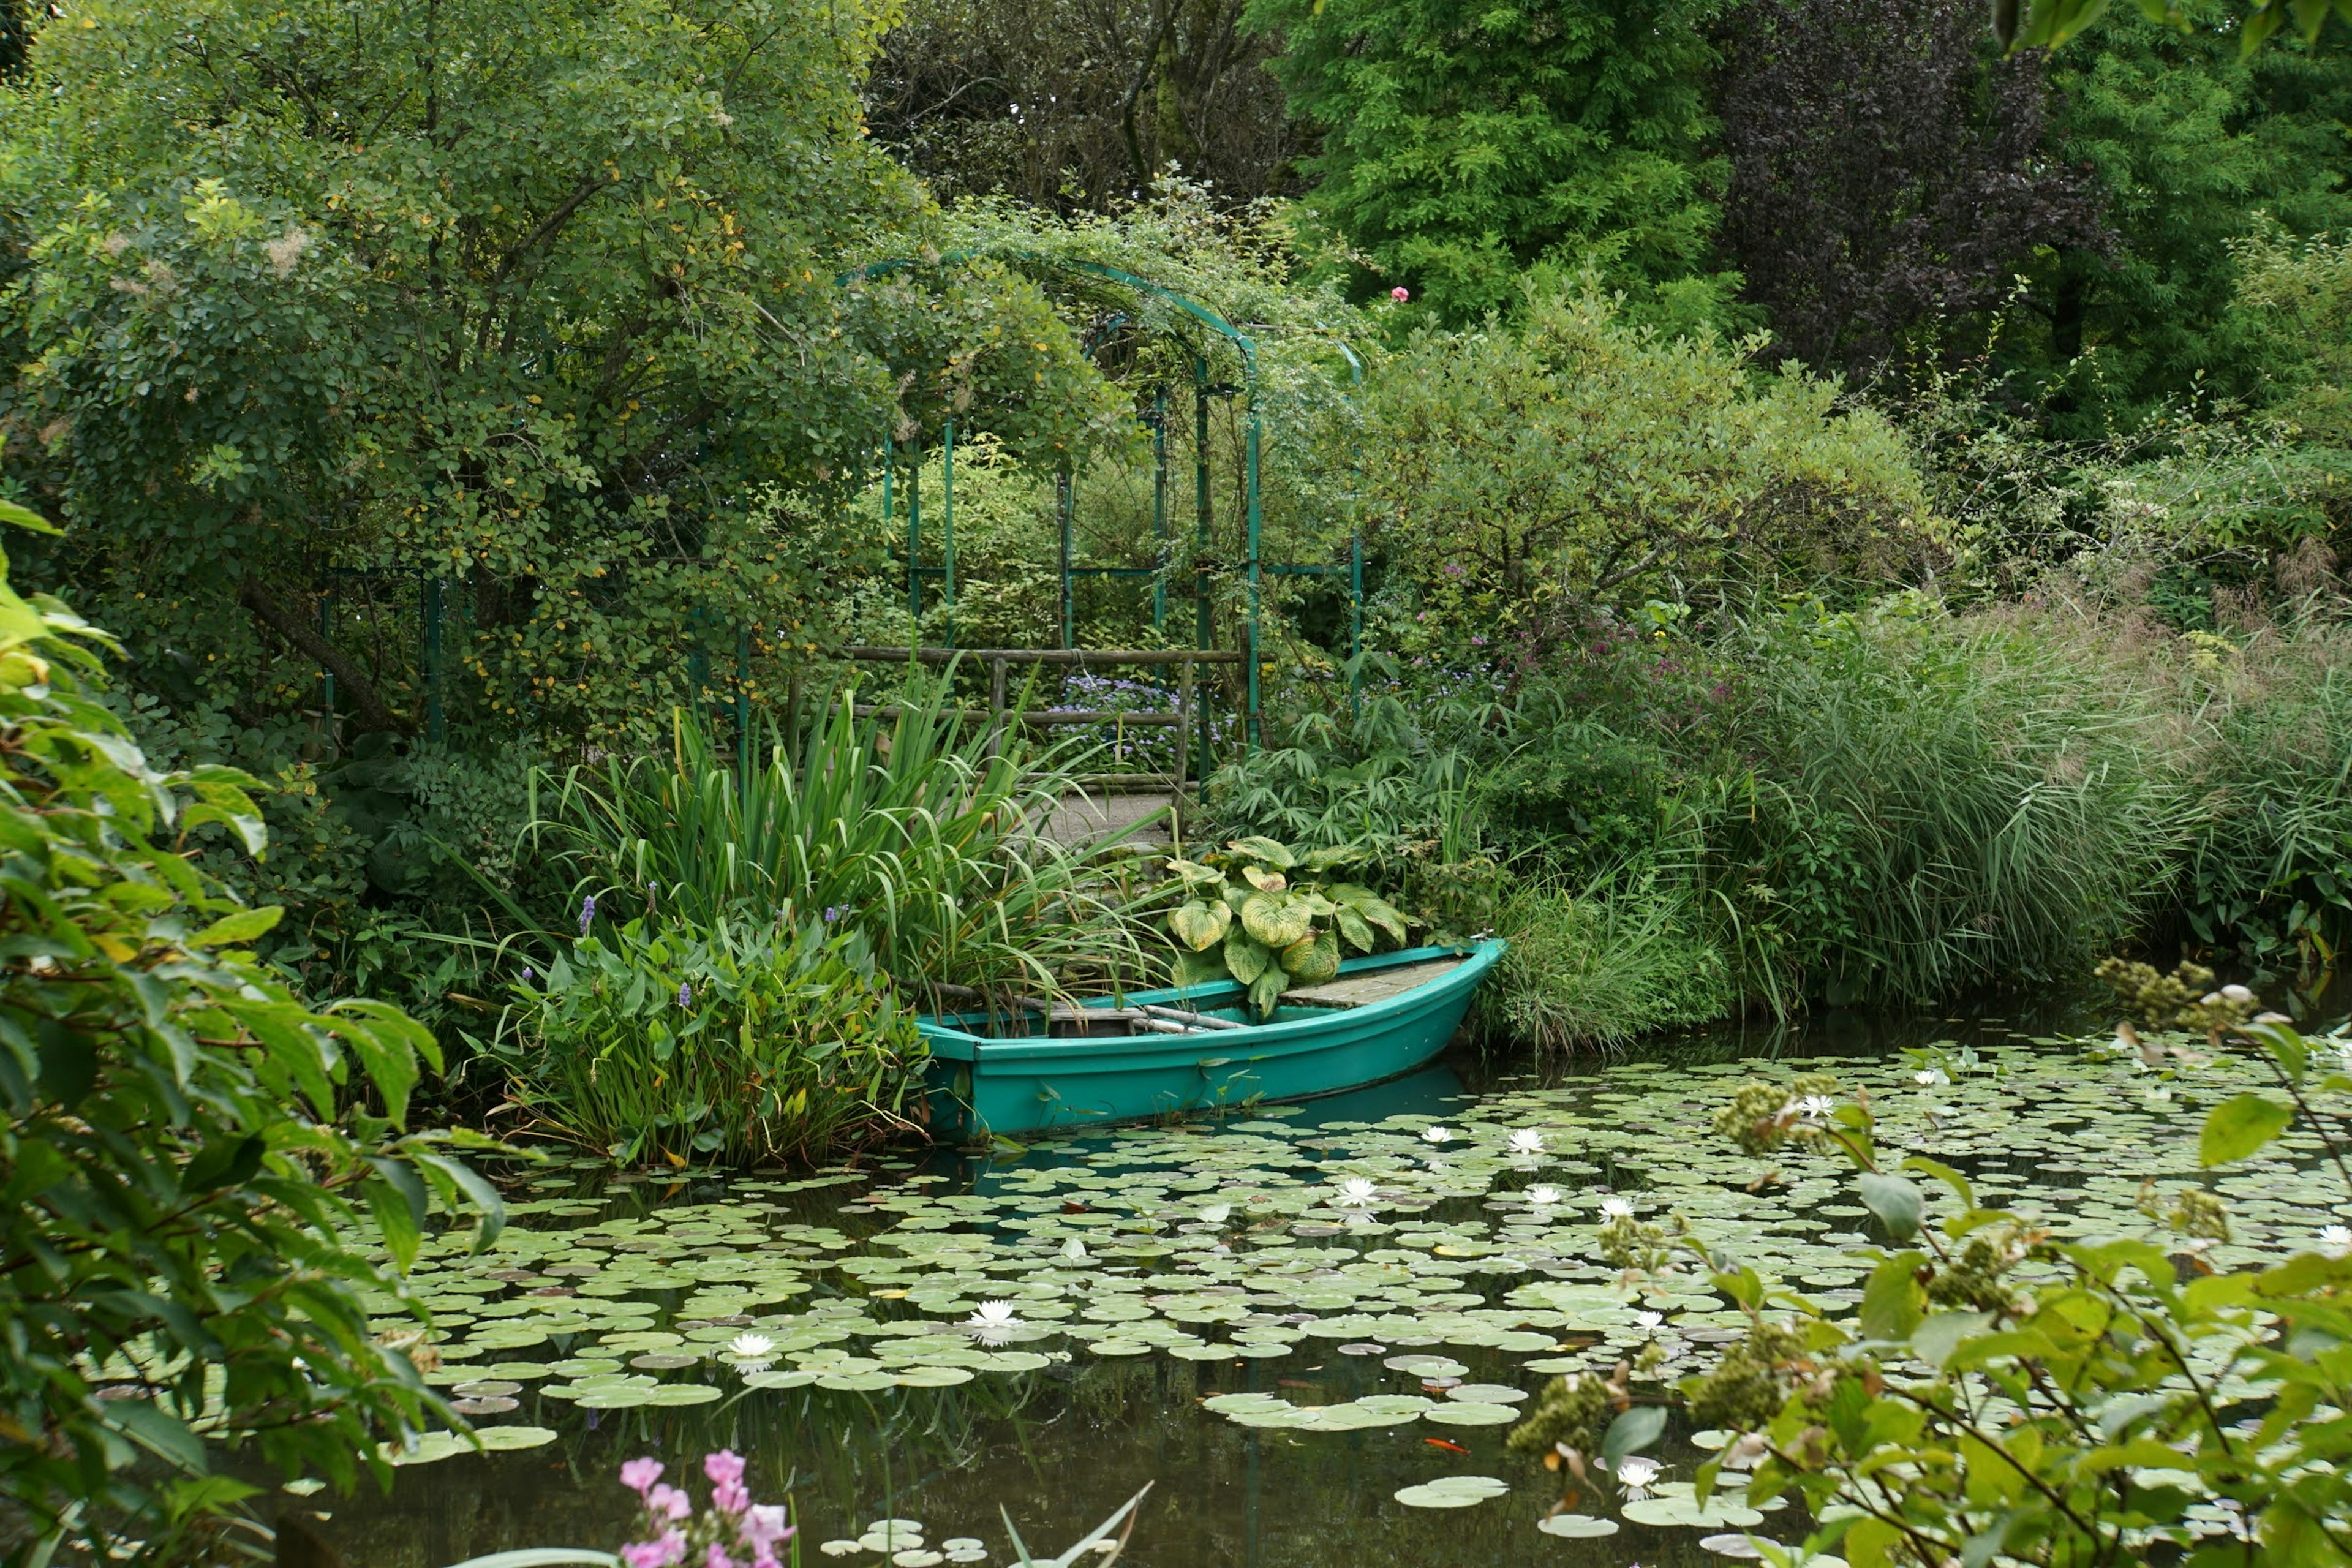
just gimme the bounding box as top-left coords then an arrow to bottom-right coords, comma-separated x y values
917,940 -> 1504,1139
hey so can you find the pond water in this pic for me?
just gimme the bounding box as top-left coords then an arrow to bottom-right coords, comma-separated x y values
297,1002 -> 2350,1568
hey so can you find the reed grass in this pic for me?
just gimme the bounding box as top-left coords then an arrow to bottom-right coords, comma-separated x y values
531,672 -> 1154,1001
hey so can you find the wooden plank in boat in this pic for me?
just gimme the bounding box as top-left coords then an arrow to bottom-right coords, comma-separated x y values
1281,957 -> 1466,1010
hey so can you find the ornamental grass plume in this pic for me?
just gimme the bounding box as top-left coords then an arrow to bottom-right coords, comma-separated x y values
617,1452 -> 793,1568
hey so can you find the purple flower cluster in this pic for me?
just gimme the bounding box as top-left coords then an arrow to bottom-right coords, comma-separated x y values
618,1453 -> 793,1568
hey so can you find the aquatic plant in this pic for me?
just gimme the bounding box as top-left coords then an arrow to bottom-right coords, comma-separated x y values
495,913 -> 925,1166
1154,836 -> 1411,1015
1474,869 -> 1736,1050
535,681 -> 1149,1003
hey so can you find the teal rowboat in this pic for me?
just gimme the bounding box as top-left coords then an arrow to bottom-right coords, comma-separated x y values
918,940 -> 1504,1139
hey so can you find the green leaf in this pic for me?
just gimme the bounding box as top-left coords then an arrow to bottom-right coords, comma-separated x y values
1240,891 -> 1311,949
1857,1172 -> 1924,1241
1223,929 -> 1272,986
1168,899 -> 1231,952
1860,1251 -> 1926,1341
1334,908 -> 1374,952
1248,965 -> 1288,1018
1172,948 -> 1228,990
1901,1155 -> 1975,1212
0,499 -> 61,535
2200,1093 -> 2294,1167
1280,927 -> 1340,984
1225,836 -> 1295,870
1601,1404 -> 1666,1471
187,905 -> 284,949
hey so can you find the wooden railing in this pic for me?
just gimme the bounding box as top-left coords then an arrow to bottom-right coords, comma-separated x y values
837,646 -> 1243,789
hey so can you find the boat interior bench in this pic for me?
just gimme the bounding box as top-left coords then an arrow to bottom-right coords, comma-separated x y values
1279,957 -> 1469,1010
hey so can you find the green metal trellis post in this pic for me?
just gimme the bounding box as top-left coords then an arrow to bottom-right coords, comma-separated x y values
1151,389 -> 1168,634
1193,358 -> 1212,778
424,577 -> 445,744
319,589 -> 334,744
1246,389 -> 1262,750
906,441 -> 922,625
1057,464 -> 1074,650
942,420 -> 957,647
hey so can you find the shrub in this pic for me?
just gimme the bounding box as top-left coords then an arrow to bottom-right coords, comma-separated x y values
496,913 -> 925,1166
0,507 -> 499,1558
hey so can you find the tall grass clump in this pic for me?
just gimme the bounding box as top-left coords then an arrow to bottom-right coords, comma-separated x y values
2178,617 -> 2352,977
535,674 -> 1152,1001
1687,599 -> 2191,1009
1475,869 -> 1736,1050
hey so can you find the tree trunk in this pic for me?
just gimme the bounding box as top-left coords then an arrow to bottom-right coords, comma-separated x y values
237,576 -> 412,736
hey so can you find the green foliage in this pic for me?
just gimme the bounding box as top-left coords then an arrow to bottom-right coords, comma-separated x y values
536,682 -> 1148,1001
1154,837 -> 1409,1016
1474,872 -> 1735,1051
1242,0 -> 1733,323
2026,13 -> 2352,429
0,515 -> 500,1557
1353,284 -> 1939,657
2,0 -> 1121,750
1677,1001 -> 2352,1568
1683,597 -> 2187,1008
2231,225 -> 2352,447
497,914 -> 925,1167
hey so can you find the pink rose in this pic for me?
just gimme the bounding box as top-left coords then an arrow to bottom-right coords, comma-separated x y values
703,1451 -> 747,1488
619,1458 -> 664,1496
646,1483 -> 692,1523
1390,286 -> 1409,302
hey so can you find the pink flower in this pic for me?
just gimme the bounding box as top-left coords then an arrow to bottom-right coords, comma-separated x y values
711,1480 -> 750,1516
704,1545 -> 736,1568
742,1506 -> 794,1551
703,1450 -> 747,1488
620,1458 -> 664,1496
646,1483 -> 693,1523
1390,286 -> 1410,302
621,1533 -> 686,1568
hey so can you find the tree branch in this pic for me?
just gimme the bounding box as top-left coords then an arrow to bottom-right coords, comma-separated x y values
236,577 -> 412,736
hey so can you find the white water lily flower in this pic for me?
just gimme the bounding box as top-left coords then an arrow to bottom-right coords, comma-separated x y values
967,1300 -> 1025,1330
725,1332 -> 776,1360
1613,1455 -> 1662,1498
1599,1196 -> 1634,1220
1199,1204 -> 1231,1225
1332,1177 -> 1381,1208
1635,1311 -> 1664,1331
1422,1126 -> 1453,1144
1913,1069 -> 1948,1087
1526,1185 -> 1562,1207
2323,1225 -> 2352,1257
1798,1095 -> 1836,1118
1508,1129 -> 1544,1154
1060,1237 -> 1090,1263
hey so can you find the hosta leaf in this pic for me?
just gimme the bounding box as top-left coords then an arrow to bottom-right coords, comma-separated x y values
1248,965 -> 1288,1017
1281,928 -> 1340,984
1174,948 -> 1229,990
1351,896 -> 1408,946
1164,858 -> 1225,891
1225,837 -> 1296,870
1301,843 -> 1366,872
1168,899 -> 1231,952
1335,908 -> 1374,952
1240,864 -> 1287,892
1224,929 -> 1272,986
1240,892 -> 1311,949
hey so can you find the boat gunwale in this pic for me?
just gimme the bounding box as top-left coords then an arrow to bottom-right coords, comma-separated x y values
915,940 -> 1503,1065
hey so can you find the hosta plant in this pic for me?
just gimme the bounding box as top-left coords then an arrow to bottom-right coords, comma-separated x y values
1159,838 -> 1409,1016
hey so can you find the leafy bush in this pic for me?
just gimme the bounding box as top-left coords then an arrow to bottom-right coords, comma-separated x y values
0,509 -> 499,1558
536,680 -> 1149,1001
1155,838 -> 1409,1016
496,914 -> 925,1166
